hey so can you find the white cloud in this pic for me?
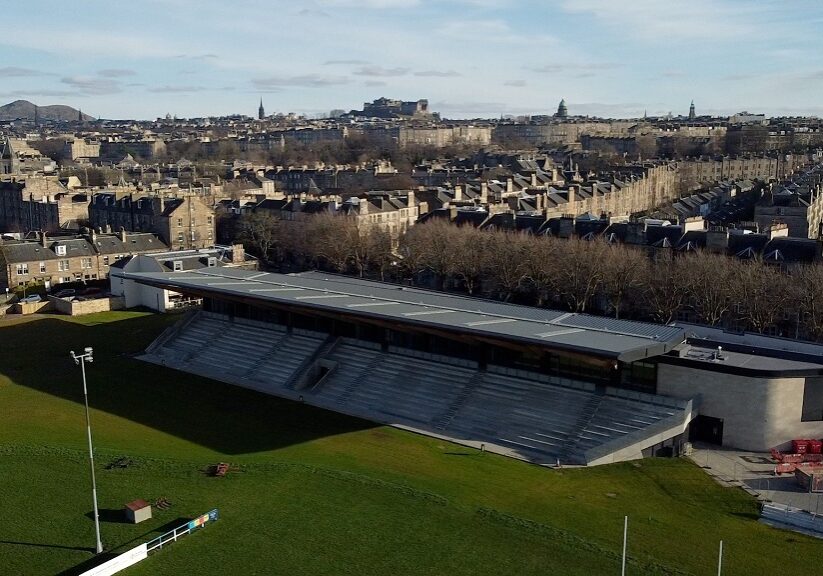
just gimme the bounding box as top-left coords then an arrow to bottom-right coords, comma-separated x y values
148,85 -> 207,93
558,0 -> 755,41
252,74 -> 351,89
353,66 -> 410,77
61,76 -> 122,95
0,66 -> 52,77
98,68 -> 137,78
415,70 -> 461,77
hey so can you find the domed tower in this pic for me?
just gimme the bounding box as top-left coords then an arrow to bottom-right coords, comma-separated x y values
556,98 -> 568,118
258,98 -> 265,120
688,100 -> 695,120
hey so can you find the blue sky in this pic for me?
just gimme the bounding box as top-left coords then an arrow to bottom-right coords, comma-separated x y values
2,0 -> 822,120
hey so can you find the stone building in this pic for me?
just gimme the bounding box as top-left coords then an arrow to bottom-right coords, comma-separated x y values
0,177 -> 89,233
678,155 -> 803,189
255,190 -> 423,247
99,138 -> 166,161
62,138 -> 100,161
89,191 -> 217,250
0,229 -> 167,289
1,137 -> 55,175
360,98 -> 431,119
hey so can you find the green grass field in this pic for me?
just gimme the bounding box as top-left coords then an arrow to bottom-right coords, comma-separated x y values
1,311 -> 821,575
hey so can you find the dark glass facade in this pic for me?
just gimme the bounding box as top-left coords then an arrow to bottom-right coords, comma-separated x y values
203,296 -> 657,392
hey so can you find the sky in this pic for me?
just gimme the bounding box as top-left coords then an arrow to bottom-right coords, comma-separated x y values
2,0 -> 823,120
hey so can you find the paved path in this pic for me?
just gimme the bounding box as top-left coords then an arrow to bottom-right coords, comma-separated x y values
689,443 -> 823,515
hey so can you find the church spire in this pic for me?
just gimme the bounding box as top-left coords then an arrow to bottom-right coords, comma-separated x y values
688,100 -> 695,120
258,98 -> 265,120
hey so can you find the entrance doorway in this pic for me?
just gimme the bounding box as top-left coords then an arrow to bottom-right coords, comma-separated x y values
689,415 -> 724,446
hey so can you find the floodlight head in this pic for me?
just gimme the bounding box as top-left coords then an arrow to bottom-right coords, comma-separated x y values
85,347 -> 93,355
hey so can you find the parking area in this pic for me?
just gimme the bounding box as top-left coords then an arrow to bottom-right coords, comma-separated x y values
690,443 -> 823,515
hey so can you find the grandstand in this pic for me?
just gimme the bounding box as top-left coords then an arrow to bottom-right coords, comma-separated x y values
136,269 -> 697,466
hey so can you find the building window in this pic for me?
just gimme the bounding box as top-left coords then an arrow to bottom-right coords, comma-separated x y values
39,261 -> 46,273
81,257 -> 92,269
16,263 -> 28,275
177,218 -> 183,227
56,245 -> 67,256
207,216 -> 213,224
173,260 -> 183,271
103,256 -> 109,266
58,260 -> 70,271
177,232 -> 184,242
207,257 -> 217,267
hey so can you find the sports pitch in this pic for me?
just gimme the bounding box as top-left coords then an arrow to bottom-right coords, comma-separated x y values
1,311 -> 821,575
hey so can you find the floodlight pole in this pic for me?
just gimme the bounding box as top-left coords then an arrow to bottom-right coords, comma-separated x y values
71,347 -> 103,554
717,540 -> 723,576
621,515 -> 628,576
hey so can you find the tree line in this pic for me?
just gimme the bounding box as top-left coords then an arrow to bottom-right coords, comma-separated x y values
237,214 -> 823,342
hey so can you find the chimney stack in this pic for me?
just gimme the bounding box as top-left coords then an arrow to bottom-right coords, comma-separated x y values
119,226 -> 127,242
480,181 -> 488,205
231,243 -> 245,264
683,216 -> 705,233
41,230 -> 47,248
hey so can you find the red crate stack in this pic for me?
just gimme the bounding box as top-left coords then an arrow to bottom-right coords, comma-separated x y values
793,439 -> 809,454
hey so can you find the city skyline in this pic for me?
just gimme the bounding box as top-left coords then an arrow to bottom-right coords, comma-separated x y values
2,0 -> 823,120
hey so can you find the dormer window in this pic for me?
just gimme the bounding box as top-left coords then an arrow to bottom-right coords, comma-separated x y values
173,260 -> 183,271
207,257 -> 217,267
56,245 -> 66,256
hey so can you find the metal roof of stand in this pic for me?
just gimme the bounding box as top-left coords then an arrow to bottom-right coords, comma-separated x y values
125,268 -> 686,362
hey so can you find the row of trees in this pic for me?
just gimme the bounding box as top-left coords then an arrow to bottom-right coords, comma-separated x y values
237,215 -> 823,342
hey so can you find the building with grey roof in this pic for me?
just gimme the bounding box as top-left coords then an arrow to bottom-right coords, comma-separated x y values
0,229 -> 167,289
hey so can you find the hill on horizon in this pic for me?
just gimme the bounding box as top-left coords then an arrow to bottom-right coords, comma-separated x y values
0,99 -> 94,122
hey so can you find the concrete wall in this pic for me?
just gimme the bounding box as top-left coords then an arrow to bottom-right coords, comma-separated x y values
12,300 -> 54,314
48,295 -> 125,316
658,362 -> 823,451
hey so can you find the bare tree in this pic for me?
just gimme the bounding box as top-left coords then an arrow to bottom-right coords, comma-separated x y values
305,212 -> 355,273
684,251 -> 734,326
482,232 -> 531,302
642,256 -> 690,324
400,220 -> 460,290
731,259 -> 792,334
794,264 -> 823,341
450,226 -> 489,295
524,235 -> 561,307
601,244 -> 648,319
238,211 -> 280,262
554,238 -> 608,312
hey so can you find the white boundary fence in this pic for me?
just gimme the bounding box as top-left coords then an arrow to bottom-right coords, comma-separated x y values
79,544 -> 147,576
79,509 -> 218,576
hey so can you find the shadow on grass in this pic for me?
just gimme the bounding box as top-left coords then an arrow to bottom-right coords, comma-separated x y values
0,540 -> 94,553
0,315 -> 376,456
85,509 -> 130,524
55,516 -> 196,576
56,553 -> 119,576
